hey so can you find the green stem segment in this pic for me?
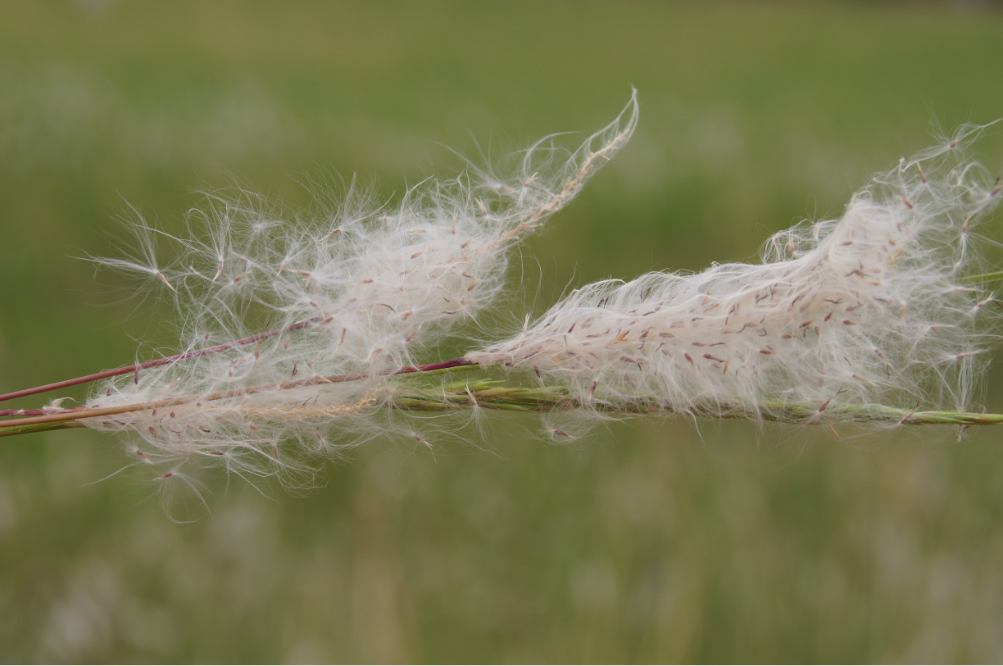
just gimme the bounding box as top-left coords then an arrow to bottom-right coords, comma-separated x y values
0,421 -> 86,438
393,381 -> 1003,426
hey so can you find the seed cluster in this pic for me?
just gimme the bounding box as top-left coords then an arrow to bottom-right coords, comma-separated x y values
80,93 -> 640,485
470,127 -> 1002,423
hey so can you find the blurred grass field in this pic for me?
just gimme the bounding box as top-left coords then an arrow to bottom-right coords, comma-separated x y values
3,0 -> 1003,662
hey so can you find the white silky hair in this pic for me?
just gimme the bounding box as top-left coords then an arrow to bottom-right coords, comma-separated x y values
468,126 -> 1003,423
81,92 -> 639,483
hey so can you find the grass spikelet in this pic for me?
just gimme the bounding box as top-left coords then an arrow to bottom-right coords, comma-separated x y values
69,92 -> 639,482
468,125 -> 1003,423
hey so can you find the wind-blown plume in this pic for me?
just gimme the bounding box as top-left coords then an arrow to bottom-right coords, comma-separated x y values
77,92 -> 639,483
3,97 -> 1001,503
468,126 -> 1003,424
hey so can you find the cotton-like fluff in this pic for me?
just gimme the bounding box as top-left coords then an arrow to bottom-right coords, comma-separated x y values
468,127 -> 1002,424
80,93 -> 638,483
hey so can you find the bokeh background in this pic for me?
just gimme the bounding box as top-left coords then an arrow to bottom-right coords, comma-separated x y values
3,0 -> 1003,662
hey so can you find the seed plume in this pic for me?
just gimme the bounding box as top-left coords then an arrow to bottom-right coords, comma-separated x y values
468,125 -> 1002,422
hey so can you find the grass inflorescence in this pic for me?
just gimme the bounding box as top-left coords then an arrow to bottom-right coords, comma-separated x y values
1,92 -> 1002,491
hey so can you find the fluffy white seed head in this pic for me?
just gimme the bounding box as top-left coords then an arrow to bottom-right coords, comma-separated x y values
80,93 -> 639,482
468,126 -> 1002,422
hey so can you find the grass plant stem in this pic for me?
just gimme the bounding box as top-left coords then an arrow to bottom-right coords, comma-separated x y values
2,371 -> 1002,438
0,317 -> 323,407
394,382 -> 1003,425
0,358 -> 475,430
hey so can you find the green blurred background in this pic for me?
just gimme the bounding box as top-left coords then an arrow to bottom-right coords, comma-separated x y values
3,0 -> 1003,662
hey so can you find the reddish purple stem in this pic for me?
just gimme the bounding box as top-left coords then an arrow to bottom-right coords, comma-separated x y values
0,357 -> 475,426
0,317 -> 321,410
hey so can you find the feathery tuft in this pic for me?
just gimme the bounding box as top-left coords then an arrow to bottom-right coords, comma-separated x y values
468,125 -> 1002,423
80,92 -> 640,482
